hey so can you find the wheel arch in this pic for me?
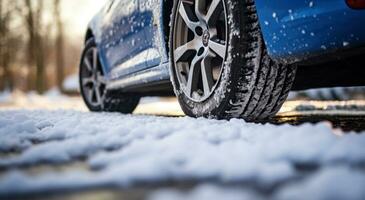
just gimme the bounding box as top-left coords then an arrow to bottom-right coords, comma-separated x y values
162,0 -> 174,54
82,28 -> 110,79
84,28 -> 94,44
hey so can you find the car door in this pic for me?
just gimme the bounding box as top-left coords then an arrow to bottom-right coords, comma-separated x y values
99,0 -> 150,80
139,0 -> 168,68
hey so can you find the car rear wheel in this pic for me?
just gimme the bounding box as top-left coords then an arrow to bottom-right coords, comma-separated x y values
169,0 -> 297,121
79,39 -> 140,113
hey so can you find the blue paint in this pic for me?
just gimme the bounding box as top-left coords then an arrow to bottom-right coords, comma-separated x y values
86,0 -> 365,89
255,0 -> 365,61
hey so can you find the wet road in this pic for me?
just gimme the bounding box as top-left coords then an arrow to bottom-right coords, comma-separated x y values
134,98 -> 365,132
1,94 -> 364,132
273,114 -> 365,132
274,100 -> 365,132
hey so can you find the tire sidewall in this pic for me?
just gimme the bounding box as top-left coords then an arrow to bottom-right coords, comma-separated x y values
169,0 -> 259,119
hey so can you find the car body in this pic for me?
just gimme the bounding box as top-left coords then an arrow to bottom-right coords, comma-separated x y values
79,0 -> 365,120
85,0 -> 365,90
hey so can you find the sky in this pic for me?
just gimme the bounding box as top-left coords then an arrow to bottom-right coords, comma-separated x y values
61,0 -> 108,38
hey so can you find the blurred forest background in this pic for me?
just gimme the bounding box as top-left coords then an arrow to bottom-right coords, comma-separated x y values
0,0 -> 106,94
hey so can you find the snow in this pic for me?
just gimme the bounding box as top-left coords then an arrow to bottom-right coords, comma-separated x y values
0,109 -> 364,199
275,167 -> 365,200
0,90 -> 86,111
148,184 -> 261,200
0,90 -> 12,104
62,74 -> 79,92
149,168 -> 365,200
309,1 -> 314,8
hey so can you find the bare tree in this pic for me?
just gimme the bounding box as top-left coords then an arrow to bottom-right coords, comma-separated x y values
54,0 -> 65,92
1,0 -> 80,93
24,0 -> 46,93
0,1 -> 18,90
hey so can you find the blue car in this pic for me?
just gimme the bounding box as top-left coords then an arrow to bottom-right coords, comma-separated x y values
79,0 -> 365,121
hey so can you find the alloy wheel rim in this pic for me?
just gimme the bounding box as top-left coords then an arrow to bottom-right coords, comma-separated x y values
81,47 -> 106,107
173,0 -> 228,102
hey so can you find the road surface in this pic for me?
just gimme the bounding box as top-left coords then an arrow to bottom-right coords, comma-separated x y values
0,93 -> 365,200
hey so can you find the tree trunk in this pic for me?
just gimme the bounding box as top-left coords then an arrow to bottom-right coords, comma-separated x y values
54,0 -> 65,92
24,0 -> 46,93
35,33 -> 45,93
0,0 -> 14,90
25,0 -> 36,91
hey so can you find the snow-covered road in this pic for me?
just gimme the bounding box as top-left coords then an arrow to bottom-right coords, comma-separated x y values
1,109 -> 365,200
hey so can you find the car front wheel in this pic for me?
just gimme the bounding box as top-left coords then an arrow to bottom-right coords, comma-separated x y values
169,0 -> 297,121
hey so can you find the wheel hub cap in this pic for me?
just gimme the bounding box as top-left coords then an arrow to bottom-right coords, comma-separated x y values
202,30 -> 210,47
173,0 -> 227,102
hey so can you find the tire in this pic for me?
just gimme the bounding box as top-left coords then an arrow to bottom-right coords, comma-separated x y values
169,0 -> 297,121
79,38 -> 140,113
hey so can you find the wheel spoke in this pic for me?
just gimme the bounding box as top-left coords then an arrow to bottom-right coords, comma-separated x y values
95,86 -> 102,104
205,0 -> 222,25
97,72 -> 107,85
195,0 -> 205,22
179,2 -> 198,31
82,77 -> 94,86
186,56 -> 202,96
174,39 -> 198,62
88,88 -> 95,103
84,57 -> 93,72
92,48 -> 98,71
209,40 -> 226,59
201,56 -> 214,96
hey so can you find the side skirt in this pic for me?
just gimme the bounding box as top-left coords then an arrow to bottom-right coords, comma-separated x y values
106,63 -> 174,96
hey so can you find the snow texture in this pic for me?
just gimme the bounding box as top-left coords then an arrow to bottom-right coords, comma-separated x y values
0,90 -> 12,104
62,74 -> 79,92
148,167 -> 365,200
148,184 -> 262,200
0,110 -> 364,199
